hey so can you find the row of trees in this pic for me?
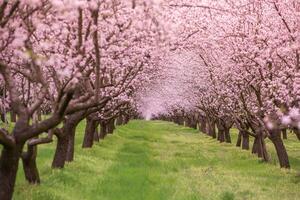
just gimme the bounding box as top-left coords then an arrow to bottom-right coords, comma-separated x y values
0,0 -> 167,199
142,0 -> 300,171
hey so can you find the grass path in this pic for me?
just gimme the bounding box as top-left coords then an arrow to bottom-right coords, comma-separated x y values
14,120 -> 300,200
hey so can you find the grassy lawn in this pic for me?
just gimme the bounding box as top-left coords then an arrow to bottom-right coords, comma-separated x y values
10,120 -> 300,200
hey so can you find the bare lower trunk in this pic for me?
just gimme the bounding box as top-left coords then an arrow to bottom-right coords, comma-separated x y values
0,144 -> 23,200
224,128 -> 231,143
269,129 -> 290,168
99,122 -> 107,139
218,129 -> 225,143
282,129 -> 287,140
21,144 -> 40,184
94,125 -> 100,142
107,119 -> 115,134
236,132 -> 242,147
294,129 -> 300,140
208,120 -> 216,138
52,135 -> 68,168
82,118 -> 97,148
10,111 -> 17,123
66,125 -> 77,162
178,116 -> 184,125
252,135 -> 269,162
0,113 -> 5,122
199,118 -> 206,133
116,116 -> 123,126
241,131 -> 249,150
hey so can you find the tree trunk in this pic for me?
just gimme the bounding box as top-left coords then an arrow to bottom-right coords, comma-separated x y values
82,118 -> 97,148
10,111 -> 17,123
63,114 -> 83,163
294,129 -> 300,140
199,118 -> 206,133
0,144 -> 23,200
190,119 -> 197,129
107,119 -> 115,134
218,130 -> 225,142
252,137 -> 259,154
66,124 -> 77,162
178,116 -> 184,125
94,125 -> 100,142
208,120 -> 216,138
116,116 -> 123,126
224,128 -> 231,143
236,132 -> 242,147
52,134 -> 68,168
241,131 -> 249,150
260,137 -> 269,162
252,135 -> 269,162
282,129 -> 287,140
21,144 -> 40,184
269,129 -> 290,168
99,122 -> 107,139
0,113 -> 5,122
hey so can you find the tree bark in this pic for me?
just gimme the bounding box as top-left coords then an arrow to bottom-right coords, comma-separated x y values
10,111 -> 17,123
218,129 -> 225,142
107,119 -> 115,134
252,135 -> 269,162
241,131 -> 249,150
94,124 -> 100,142
252,137 -> 259,154
224,128 -> 231,143
66,124 -> 77,162
99,122 -> 107,139
0,113 -> 5,122
116,115 -> 123,126
236,132 -> 242,147
294,129 -> 300,140
0,144 -> 23,200
208,120 -> 216,138
199,118 -> 206,133
269,129 -> 290,168
52,134 -> 68,168
282,129 -> 287,140
82,118 -> 97,148
21,144 -> 40,184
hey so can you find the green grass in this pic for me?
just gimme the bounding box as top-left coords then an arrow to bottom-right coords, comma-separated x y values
11,120 -> 300,200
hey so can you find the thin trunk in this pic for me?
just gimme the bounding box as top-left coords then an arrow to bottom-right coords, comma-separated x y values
282,129 -> 287,139
1,113 -> 5,122
218,130 -> 225,142
10,111 -> 16,122
178,116 -> 184,125
269,129 -> 290,168
236,132 -> 242,147
52,134 -> 68,168
66,124 -> 77,162
209,121 -> 216,138
190,119 -> 197,129
253,135 -> 269,162
199,118 -> 206,133
107,119 -> 115,134
260,136 -> 269,162
116,116 -> 123,126
0,144 -> 23,200
99,122 -> 107,139
252,137 -> 259,154
94,125 -> 100,142
21,144 -> 40,184
224,128 -> 231,143
294,129 -> 300,140
241,131 -> 249,150
82,118 -> 97,148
